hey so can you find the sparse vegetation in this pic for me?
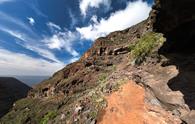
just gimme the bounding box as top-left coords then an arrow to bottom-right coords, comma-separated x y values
112,65 -> 117,71
129,32 -> 165,64
112,79 -> 128,92
98,73 -> 107,83
40,111 -> 57,124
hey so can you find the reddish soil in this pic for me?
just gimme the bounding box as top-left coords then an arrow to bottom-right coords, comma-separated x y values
97,81 -> 181,124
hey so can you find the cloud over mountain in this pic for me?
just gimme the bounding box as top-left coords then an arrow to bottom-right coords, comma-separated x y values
79,0 -> 112,16
77,0 -> 151,40
0,48 -> 64,76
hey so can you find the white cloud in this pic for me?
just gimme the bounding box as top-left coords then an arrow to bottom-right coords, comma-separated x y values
0,28 -> 25,41
0,14 -> 62,63
90,15 -> 98,24
77,0 -> 151,41
68,57 -> 80,63
0,12 -> 80,76
27,1 -> 47,18
0,27 -> 80,75
43,30 -> 79,57
79,0 -> 111,16
0,48 -> 65,76
25,45 -> 62,63
45,21 -> 80,57
69,10 -> 77,28
0,12 -> 38,38
47,22 -> 61,30
27,17 -> 35,26
0,0 -> 14,4
0,27 -> 61,63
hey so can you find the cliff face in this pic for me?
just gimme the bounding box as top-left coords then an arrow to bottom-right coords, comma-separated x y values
150,0 -> 195,54
151,0 -> 195,33
1,0 -> 195,124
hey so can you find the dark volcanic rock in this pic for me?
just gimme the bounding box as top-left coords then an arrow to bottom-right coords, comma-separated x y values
0,77 -> 31,117
150,0 -> 195,34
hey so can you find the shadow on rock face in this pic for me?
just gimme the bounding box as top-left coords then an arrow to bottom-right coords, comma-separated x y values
166,54 -> 195,110
0,77 -> 31,118
159,20 -> 195,110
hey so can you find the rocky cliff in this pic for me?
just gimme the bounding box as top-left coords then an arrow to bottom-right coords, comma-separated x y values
1,0 -> 195,123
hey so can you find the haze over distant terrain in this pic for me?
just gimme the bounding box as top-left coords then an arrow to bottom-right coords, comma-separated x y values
0,75 -> 49,86
15,76 -> 49,86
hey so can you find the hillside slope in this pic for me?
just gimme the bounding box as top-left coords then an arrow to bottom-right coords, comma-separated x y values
0,77 -> 31,118
1,0 -> 195,123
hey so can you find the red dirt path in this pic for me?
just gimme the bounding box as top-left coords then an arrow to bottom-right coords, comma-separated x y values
97,81 -> 181,124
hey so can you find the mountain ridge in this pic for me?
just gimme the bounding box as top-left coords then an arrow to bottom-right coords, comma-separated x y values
0,77 -> 31,118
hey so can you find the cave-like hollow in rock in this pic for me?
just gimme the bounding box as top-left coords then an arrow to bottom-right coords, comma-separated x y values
158,20 -> 195,110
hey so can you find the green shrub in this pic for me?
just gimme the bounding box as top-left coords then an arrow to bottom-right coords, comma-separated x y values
40,111 -> 57,124
98,73 -> 107,82
129,32 -> 165,63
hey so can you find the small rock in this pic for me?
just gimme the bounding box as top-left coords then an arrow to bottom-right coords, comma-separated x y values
74,105 -> 82,113
96,98 -> 103,103
150,99 -> 161,106
60,113 -> 65,120
90,119 -> 96,124
25,107 -> 30,111
172,109 -> 181,116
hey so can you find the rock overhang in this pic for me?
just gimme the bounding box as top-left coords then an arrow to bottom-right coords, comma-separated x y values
151,0 -> 195,34
149,0 -> 195,54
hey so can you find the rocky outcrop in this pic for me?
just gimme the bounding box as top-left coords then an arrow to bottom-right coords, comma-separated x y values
150,0 -> 195,34
0,77 -> 31,117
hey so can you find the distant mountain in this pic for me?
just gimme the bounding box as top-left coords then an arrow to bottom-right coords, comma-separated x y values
0,77 -> 31,117
15,76 -> 50,87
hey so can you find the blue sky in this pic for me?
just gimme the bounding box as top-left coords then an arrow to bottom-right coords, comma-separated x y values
0,0 -> 153,76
